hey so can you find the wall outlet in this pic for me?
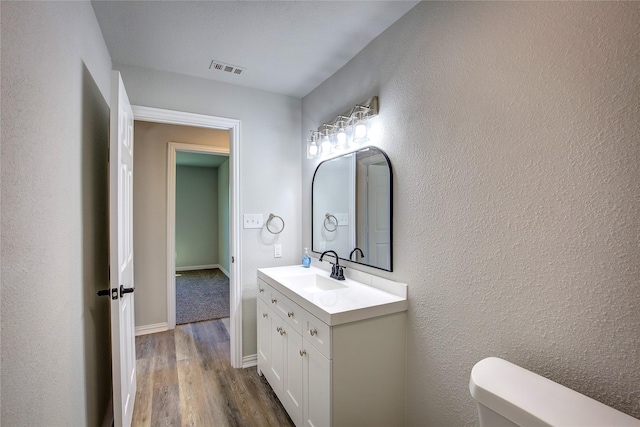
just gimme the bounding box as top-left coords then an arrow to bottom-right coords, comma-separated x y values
243,213 -> 263,229
274,244 -> 282,258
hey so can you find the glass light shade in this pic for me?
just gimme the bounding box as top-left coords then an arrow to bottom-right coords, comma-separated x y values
354,123 -> 367,139
320,133 -> 333,155
336,127 -> 347,148
352,119 -> 368,144
351,109 -> 369,144
307,141 -> 318,159
306,132 -> 319,159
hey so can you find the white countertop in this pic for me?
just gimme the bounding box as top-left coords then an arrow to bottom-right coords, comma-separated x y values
257,265 -> 408,326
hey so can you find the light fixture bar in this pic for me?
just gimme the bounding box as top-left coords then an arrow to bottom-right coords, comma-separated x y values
306,96 -> 379,159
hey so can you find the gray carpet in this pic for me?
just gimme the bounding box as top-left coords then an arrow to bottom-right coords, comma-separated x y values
176,269 -> 230,325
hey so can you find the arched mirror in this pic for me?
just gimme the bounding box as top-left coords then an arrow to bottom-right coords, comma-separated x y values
311,146 -> 392,271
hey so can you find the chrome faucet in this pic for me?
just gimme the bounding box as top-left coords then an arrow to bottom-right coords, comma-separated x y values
319,250 -> 345,280
349,247 -> 364,261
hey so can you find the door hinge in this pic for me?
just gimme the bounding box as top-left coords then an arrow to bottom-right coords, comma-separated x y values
232,256 -> 235,263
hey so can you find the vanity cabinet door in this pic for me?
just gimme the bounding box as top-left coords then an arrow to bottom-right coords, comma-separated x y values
257,299 -> 271,377
269,313 -> 286,396
283,328 -> 304,426
303,341 -> 331,427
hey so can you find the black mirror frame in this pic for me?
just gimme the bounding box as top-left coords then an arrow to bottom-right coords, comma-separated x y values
311,146 -> 393,272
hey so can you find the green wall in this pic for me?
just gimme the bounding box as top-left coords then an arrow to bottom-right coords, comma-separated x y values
176,165 -> 219,268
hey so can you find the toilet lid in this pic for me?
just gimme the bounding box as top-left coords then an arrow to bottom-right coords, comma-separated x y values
469,357 -> 640,427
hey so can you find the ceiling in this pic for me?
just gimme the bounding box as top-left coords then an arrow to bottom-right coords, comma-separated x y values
91,1 -> 420,98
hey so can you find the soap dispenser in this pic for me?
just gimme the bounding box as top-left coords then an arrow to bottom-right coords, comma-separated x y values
302,248 -> 311,268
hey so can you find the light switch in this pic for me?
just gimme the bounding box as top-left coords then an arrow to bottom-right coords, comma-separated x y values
335,213 -> 349,226
243,214 -> 263,229
274,244 -> 282,258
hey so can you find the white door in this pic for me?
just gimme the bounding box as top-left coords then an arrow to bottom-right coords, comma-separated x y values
109,70 -> 136,427
367,164 -> 391,270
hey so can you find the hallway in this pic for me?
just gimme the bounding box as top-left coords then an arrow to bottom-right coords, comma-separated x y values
133,319 -> 294,426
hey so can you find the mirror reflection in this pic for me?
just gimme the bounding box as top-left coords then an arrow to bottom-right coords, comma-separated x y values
312,147 -> 392,271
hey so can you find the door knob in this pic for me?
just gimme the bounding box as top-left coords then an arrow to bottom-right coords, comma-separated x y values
120,285 -> 134,297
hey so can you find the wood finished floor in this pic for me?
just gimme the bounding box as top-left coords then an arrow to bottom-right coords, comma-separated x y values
132,318 -> 294,427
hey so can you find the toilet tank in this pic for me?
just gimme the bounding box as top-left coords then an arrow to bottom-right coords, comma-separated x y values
469,357 -> 640,427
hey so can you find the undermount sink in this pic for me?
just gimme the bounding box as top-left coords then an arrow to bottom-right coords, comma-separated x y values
283,274 -> 348,293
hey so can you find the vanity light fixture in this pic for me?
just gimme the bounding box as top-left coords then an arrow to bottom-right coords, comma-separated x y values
306,131 -> 320,159
306,96 -> 379,159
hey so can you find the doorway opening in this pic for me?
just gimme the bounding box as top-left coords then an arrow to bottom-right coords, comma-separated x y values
132,106 -> 243,368
175,151 -> 230,325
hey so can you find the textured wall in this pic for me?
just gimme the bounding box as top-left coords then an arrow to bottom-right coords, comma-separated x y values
133,121 -> 228,326
302,2 -> 640,424
176,165 -> 219,268
1,2 -> 113,425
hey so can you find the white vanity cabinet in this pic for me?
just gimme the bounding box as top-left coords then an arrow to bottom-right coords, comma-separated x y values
257,266 -> 407,427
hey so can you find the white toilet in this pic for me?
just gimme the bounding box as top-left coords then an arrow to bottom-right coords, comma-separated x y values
469,357 -> 640,427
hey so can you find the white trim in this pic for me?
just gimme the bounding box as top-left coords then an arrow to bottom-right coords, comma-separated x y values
175,264 -> 219,272
132,105 -> 243,369
135,322 -> 169,336
175,264 -> 230,277
218,265 -> 230,278
242,354 -> 258,368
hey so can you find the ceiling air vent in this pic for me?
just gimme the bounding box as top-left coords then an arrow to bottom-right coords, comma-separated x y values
209,60 -> 245,76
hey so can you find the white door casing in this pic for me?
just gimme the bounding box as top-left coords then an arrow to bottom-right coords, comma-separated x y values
131,106 -> 243,369
109,71 -> 137,427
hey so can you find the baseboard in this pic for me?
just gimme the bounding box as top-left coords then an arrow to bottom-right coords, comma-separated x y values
175,264 -> 230,278
135,322 -> 169,336
175,264 -> 218,272
218,265 -> 230,278
243,354 -> 257,368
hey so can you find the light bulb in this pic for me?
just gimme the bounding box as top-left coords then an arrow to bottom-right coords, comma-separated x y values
355,123 -> 367,139
309,143 -> 318,156
321,135 -> 332,154
336,128 -> 347,147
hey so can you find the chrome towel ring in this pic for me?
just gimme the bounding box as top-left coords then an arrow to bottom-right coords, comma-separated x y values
266,213 -> 285,234
324,213 -> 338,232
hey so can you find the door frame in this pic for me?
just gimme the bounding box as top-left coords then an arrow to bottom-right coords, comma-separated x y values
131,105 -> 243,368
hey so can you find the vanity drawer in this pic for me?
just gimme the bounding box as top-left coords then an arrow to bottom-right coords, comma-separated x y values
268,287 -> 304,335
257,278 -> 271,304
304,313 -> 332,359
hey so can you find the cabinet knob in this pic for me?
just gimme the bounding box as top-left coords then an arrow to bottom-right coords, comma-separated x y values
287,311 -> 294,318
276,326 -> 282,332
309,328 -> 318,336
259,287 -> 264,293
280,329 -> 286,336
271,298 -> 277,304
263,313 -> 268,318
299,349 -> 307,357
